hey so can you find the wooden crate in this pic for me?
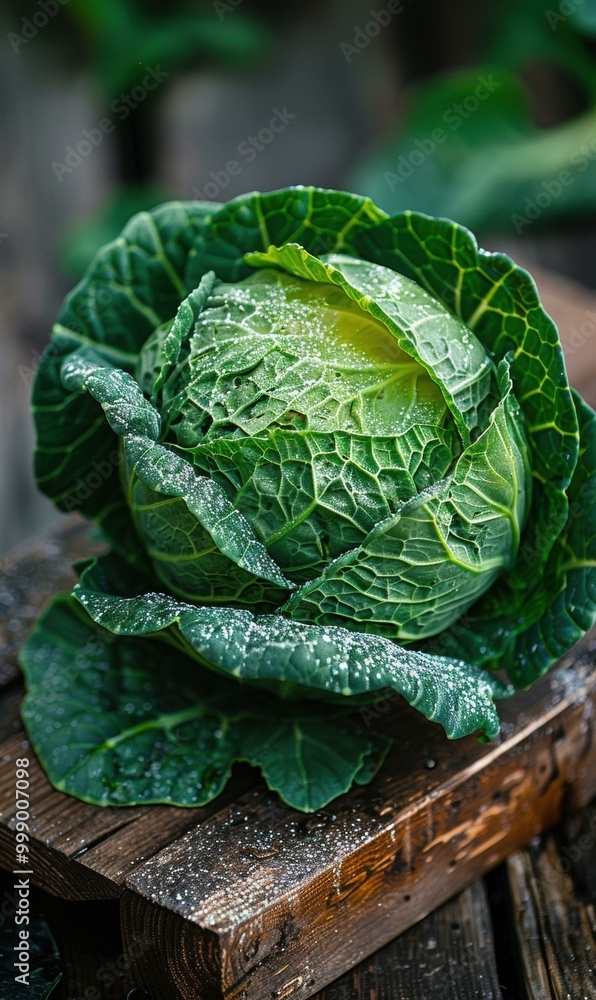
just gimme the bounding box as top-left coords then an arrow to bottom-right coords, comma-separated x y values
0,520 -> 595,998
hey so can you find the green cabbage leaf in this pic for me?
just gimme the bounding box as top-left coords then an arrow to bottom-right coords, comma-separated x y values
22,187 -> 596,811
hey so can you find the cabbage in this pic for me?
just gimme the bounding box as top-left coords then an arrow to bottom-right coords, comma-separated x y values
21,187 -> 596,811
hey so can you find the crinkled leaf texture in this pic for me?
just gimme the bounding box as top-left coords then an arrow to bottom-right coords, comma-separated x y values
27,185 -> 596,812
70,554 -> 510,739
20,595 -> 391,812
18,549 -> 506,809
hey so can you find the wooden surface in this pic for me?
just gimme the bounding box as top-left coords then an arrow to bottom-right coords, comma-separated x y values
507,820 -> 596,999
316,881 -> 503,1000
0,521 -> 595,998
3,802 -> 595,998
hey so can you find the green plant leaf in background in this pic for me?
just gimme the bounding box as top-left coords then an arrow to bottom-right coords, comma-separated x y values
348,0 -> 596,235
486,0 -> 596,90
569,0 -> 596,37
348,69 -> 596,235
65,0 -> 272,98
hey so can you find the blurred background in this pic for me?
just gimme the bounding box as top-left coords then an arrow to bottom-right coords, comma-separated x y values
2,0 -> 596,553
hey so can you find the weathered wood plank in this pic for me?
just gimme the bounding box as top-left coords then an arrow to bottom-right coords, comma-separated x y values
0,702 -> 139,900
78,768 -> 255,887
506,823 -> 596,1000
313,880 -> 502,999
0,687 -> 257,899
39,893 -> 137,1000
559,801 -> 596,904
119,642 -> 596,999
1,523 -> 596,998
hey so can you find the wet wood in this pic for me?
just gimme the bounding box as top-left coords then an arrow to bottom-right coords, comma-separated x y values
559,800 -> 596,905
0,683 -> 257,901
313,881 -> 502,999
117,639 -> 596,999
506,811 -> 596,999
0,524 -> 595,997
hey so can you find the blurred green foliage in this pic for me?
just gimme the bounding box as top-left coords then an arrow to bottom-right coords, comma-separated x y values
65,0 -> 272,96
350,0 -> 596,233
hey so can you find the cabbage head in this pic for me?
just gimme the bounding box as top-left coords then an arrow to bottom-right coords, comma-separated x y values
21,187 -> 596,811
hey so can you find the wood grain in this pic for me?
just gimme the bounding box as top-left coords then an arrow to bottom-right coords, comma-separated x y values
118,641 -> 596,999
507,823 -> 596,999
0,685 -> 258,900
313,881 -> 502,999
0,523 -> 595,997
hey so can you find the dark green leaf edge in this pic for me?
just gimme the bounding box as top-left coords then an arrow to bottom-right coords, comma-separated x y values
352,209 -> 582,664
73,555 -> 512,741
505,390 -> 596,686
19,596 -> 390,813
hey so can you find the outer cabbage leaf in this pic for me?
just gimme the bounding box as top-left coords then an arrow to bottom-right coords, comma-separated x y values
187,186 -> 388,282
72,554 -> 511,740
19,596 -> 390,812
434,391 -> 596,685
32,201 -> 217,559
